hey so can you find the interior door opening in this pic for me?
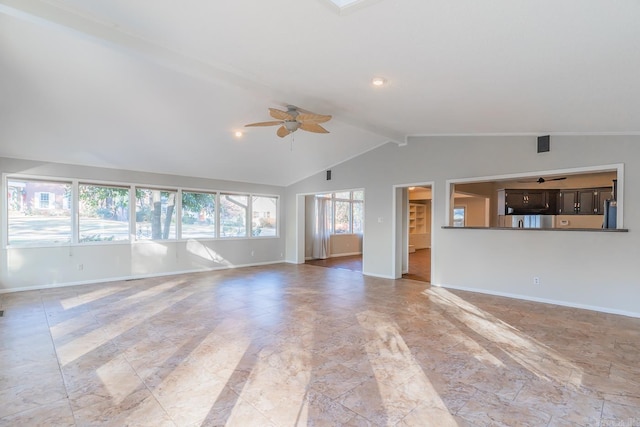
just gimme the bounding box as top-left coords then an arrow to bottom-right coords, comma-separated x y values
303,190 -> 364,273
396,185 -> 432,283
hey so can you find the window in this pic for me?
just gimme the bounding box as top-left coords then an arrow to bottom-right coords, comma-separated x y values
79,184 -> 130,242
7,178 -> 72,246
453,206 -> 466,227
252,196 -> 278,237
334,191 -> 364,234
352,200 -> 364,233
220,194 -> 248,237
5,176 -> 279,246
181,191 -> 216,239
37,192 -> 53,209
316,190 -> 364,235
135,188 -> 177,240
334,200 -> 351,234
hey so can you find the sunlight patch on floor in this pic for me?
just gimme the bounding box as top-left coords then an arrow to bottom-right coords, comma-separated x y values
152,329 -> 252,425
356,310 -> 458,425
60,285 -> 122,310
426,288 -> 583,386
56,284 -> 194,365
233,322 -> 315,425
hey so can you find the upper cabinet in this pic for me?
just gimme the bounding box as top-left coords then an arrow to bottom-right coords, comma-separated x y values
499,187 -> 613,215
498,189 -> 558,215
558,187 -> 613,215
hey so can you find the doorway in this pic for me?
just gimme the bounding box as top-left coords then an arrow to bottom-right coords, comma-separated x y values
301,190 -> 364,273
394,184 -> 433,282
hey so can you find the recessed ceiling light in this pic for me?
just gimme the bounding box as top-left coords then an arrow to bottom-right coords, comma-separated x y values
329,0 -> 361,7
372,77 -> 387,87
234,131 -> 243,138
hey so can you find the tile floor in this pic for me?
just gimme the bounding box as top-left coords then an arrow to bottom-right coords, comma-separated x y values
1,264 -> 639,426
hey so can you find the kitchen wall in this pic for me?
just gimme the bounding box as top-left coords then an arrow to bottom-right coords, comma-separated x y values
453,196 -> 487,227
555,215 -> 603,229
1,157 -> 286,292
285,135 -> 639,317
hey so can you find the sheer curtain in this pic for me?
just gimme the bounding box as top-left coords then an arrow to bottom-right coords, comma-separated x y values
312,197 -> 331,259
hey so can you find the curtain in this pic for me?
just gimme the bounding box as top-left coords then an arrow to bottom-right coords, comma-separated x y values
312,197 -> 331,259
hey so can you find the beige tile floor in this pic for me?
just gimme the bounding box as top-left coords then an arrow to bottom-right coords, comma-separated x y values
1,264 -> 639,426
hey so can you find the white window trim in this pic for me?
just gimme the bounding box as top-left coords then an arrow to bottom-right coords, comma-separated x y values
3,173 -> 281,248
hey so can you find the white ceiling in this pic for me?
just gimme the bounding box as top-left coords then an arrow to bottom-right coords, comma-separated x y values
1,0 -> 639,186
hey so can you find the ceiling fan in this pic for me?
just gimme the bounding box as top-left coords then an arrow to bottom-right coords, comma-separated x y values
518,176 -> 567,184
245,105 -> 331,138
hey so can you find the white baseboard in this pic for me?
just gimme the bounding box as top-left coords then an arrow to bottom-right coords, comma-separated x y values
330,252 -> 362,258
0,260 -> 285,294
433,283 -> 640,319
362,271 -> 395,279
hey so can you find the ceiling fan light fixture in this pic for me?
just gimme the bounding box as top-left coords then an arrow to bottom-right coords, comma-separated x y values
284,121 -> 300,132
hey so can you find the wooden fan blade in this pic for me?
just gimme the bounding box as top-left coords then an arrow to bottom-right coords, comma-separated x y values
276,126 -> 290,138
297,113 -> 332,124
300,123 -> 329,134
245,121 -> 282,127
269,108 -> 294,121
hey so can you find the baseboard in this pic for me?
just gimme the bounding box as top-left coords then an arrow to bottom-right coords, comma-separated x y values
433,283 -> 640,319
0,260 -> 285,294
330,252 -> 362,258
362,271 -> 395,279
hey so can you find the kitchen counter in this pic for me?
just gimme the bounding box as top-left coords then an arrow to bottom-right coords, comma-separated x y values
442,226 -> 628,232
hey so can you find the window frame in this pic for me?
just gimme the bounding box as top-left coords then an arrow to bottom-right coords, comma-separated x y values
251,194 -> 279,238
3,173 -> 281,248
133,186 -> 179,241
4,175 -> 74,248
78,182 -> 131,244
218,192 -> 250,239
453,205 -> 466,227
320,190 -> 365,235
180,189 -> 218,240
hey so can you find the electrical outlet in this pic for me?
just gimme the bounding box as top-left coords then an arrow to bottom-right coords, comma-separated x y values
533,276 -> 540,285
77,264 -> 84,271
251,250 -> 255,256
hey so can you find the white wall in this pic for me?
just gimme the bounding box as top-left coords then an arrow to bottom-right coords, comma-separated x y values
1,157 -> 286,292
285,136 -> 640,317
329,234 -> 362,256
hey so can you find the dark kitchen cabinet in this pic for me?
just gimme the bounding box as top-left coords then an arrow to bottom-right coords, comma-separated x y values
557,187 -> 612,215
595,187 -> 614,214
498,189 -> 557,214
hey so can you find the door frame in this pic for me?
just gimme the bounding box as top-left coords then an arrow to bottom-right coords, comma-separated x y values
294,189 -> 366,269
392,181 -> 434,280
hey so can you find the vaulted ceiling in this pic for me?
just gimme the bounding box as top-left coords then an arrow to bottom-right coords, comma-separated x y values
1,0 -> 639,186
